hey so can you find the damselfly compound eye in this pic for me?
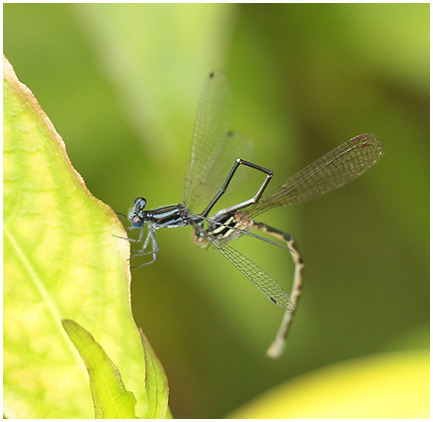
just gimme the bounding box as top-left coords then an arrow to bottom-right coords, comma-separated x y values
131,216 -> 144,228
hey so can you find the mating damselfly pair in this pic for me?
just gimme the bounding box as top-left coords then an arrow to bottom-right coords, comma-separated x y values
123,71 -> 384,358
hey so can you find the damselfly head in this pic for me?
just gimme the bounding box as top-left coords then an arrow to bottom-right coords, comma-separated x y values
128,197 -> 147,228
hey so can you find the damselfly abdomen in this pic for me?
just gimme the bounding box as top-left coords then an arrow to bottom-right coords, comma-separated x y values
123,71 -> 384,358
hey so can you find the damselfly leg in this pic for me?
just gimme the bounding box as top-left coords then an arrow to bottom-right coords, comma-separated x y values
130,226 -> 159,268
201,158 -> 274,218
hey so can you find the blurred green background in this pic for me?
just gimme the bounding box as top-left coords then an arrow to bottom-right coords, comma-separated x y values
4,3 -> 429,418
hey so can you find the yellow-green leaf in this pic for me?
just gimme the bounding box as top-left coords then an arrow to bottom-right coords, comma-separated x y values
229,350 -> 429,418
3,56 -> 151,418
140,329 -> 170,418
62,319 -> 137,418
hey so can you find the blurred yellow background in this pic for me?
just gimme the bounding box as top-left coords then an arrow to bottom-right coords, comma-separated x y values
4,4 -> 429,418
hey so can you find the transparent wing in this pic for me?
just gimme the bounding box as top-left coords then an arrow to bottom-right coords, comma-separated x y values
244,134 -> 385,218
183,71 -> 231,210
183,72 -> 252,212
210,237 -> 293,310
189,130 -> 253,212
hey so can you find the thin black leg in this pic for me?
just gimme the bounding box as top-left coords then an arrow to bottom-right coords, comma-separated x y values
201,158 -> 273,218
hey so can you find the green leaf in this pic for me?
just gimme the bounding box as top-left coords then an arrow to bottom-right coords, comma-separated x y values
75,4 -> 235,157
62,319 -> 137,418
3,56 -> 154,418
140,329 -> 170,418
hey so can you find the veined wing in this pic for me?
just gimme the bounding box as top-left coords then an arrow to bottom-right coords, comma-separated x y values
190,130 -> 253,213
210,236 -> 293,310
183,71 -> 237,212
244,134 -> 384,218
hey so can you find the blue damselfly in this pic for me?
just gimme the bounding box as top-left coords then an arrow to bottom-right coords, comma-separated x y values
124,71 -> 384,358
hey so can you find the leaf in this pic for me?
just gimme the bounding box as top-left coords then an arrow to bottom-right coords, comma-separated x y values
75,4 -> 235,157
140,329 -> 170,418
3,56 -> 152,418
62,319 -> 137,418
229,350 -> 429,418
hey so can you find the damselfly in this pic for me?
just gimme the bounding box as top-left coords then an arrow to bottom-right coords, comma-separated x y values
124,71 -> 384,358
